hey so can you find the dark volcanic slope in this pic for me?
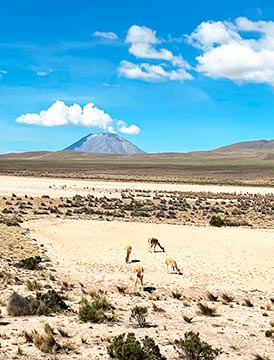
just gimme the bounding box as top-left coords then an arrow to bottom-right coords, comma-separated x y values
213,139 -> 274,151
64,133 -> 146,154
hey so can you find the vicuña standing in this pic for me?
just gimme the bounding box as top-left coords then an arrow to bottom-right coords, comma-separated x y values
124,244 -> 132,264
133,265 -> 144,288
165,257 -> 182,275
148,237 -> 165,252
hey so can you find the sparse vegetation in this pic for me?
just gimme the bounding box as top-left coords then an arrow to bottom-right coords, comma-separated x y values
78,295 -> 114,323
174,331 -> 221,359
207,291 -> 218,302
243,298 -> 254,307
130,306 -> 148,327
24,329 -> 62,354
253,355 -> 271,360
107,332 -> 166,360
171,289 -> 183,300
182,313 -> 194,323
197,302 -> 218,317
209,216 -> 224,227
18,255 -> 42,270
221,293 -> 234,304
36,289 -> 68,313
265,329 -> 273,338
7,290 -> 68,316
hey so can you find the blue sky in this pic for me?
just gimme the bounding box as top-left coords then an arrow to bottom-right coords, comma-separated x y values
1,0 -> 274,153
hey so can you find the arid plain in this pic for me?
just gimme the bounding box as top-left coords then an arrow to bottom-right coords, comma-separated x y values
0,153 -> 274,359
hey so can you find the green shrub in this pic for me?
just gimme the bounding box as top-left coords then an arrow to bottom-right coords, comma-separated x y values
174,331 -> 221,360
107,332 -> 166,360
130,306 -> 148,327
36,290 -> 68,313
78,295 -> 114,323
209,216 -> 224,227
265,329 -> 273,337
19,256 -> 42,270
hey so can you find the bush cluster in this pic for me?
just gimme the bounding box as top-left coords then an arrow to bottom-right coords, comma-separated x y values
78,295 -> 114,323
174,331 -> 221,360
19,256 -> 42,270
107,332 -> 166,360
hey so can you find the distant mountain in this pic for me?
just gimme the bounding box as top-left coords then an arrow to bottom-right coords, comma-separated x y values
64,133 -> 146,154
212,139 -> 274,151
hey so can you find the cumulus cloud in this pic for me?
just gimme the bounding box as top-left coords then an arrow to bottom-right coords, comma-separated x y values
16,101 -> 140,134
188,17 -> 274,85
93,31 -> 118,40
119,60 -> 192,82
116,120 -> 140,135
120,25 -> 192,82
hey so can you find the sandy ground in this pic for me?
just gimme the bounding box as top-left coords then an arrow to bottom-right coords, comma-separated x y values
20,218 -> 274,359
1,176 -> 274,359
26,218 -> 274,293
1,175 -> 274,198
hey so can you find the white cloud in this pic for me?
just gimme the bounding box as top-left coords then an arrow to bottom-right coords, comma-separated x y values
16,101 -> 140,134
120,25 -> 192,82
188,17 -> 274,85
37,69 -> 53,76
119,60 -> 192,82
93,31 -> 118,40
0,69 -> 7,78
116,120 -> 140,135
126,25 -> 187,67
187,21 -> 239,50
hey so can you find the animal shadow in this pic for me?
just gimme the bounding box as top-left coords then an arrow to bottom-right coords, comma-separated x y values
131,259 -> 140,263
143,286 -> 156,293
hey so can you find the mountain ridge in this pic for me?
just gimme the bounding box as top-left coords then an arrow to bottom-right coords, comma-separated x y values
212,139 -> 274,151
64,133 -> 146,154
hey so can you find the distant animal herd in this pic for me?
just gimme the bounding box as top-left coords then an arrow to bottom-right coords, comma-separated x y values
125,237 -> 182,288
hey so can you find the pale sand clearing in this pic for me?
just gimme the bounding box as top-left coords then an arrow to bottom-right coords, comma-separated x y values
21,218 -> 274,359
1,175 -> 274,358
26,218 -> 274,292
1,175 -> 274,198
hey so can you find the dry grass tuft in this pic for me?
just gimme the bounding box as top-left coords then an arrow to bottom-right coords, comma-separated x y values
171,289 -> 183,300
221,292 -> 234,304
197,302 -> 218,317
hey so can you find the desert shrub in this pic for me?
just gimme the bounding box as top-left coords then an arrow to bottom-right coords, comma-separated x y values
182,314 -> 193,323
19,256 -> 42,270
26,279 -> 42,291
197,302 -> 217,317
209,216 -> 224,227
206,291 -> 218,302
221,293 -> 234,304
265,329 -> 273,337
7,290 -> 67,316
36,290 -> 68,313
174,331 -> 221,360
107,332 -> 166,360
171,289 -> 183,300
130,306 -> 148,327
0,216 -> 20,226
24,329 -> 61,354
78,295 -> 114,323
253,355 -> 271,360
243,298 -> 254,307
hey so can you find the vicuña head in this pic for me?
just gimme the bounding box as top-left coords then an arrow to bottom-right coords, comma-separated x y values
133,264 -> 144,288
148,237 -> 165,252
124,243 -> 132,264
165,257 -> 182,275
